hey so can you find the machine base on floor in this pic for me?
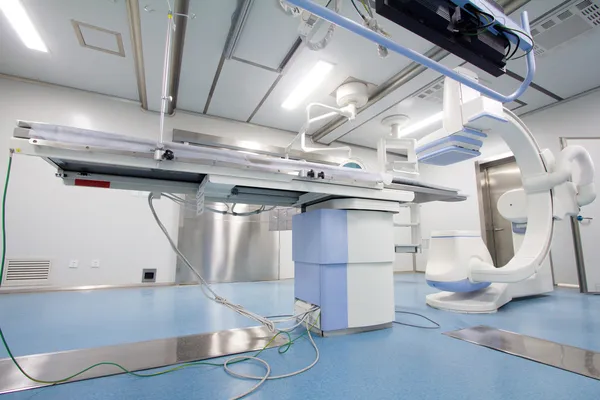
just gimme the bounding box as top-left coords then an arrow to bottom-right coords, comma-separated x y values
426,283 -> 512,313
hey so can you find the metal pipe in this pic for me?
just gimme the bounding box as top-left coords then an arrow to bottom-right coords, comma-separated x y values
158,12 -> 174,147
167,0 -> 190,114
560,137 -> 590,293
126,0 -> 148,110
310,0 -> 532,143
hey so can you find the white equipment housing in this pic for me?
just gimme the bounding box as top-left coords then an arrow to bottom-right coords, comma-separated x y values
415,68 -> 502,166
424,68 -> 596,313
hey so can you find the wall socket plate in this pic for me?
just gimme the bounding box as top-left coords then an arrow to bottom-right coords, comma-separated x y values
69,259 -> 79,269
91,259 -> 100,268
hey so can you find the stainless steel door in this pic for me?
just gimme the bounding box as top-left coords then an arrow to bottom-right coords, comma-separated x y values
480,160 -> 523,267
176,203 -> 280,284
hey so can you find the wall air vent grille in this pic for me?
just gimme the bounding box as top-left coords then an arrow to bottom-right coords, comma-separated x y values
2,259 -> 51,286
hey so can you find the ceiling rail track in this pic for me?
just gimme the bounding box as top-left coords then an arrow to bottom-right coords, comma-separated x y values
126,0 -> 148,110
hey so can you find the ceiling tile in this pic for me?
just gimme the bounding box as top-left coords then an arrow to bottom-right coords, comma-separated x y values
78,23 -> 121,53
508,0 -> 600,98
250,49 -> 344,131
177,0 -> 238,113
509,26 -> 600,98
250,2 -> 433,132
206,60 -> 278,122
232,0 -> 305,70
513,0 -> 570,22
0,0 -> 137,100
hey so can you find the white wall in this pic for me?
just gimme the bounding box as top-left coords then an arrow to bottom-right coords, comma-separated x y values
414,89 -> 600,283
0,77 -> 388,287
0,79 -> 176,287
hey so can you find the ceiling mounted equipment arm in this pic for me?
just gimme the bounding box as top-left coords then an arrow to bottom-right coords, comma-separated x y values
285,0 -> 536,104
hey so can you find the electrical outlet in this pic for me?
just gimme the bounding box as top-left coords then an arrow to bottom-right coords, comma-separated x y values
69,259 -> 79,269
91,259 -> 100,268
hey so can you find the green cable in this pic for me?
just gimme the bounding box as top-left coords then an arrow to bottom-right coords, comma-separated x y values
0,152 -> 12,287
0,303 -> 294,384
279,314 -> 321,354
0,324 -> 294,383
0,152 -> 305,385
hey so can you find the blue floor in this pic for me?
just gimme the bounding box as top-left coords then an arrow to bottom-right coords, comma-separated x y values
1,274 -> 599,399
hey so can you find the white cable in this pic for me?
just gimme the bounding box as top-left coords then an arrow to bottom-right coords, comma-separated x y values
364,15 -> 389,58
162,194 -> 276,217
268,307 -> 319,332
268,307 -> 318,324
279,0 -> 302,17
150,192 -> 321,398
274,313 -> 311,332
223,319 -> 320,399
298,0 -> 341,51
148,193 -> 277,332
224,320 -> 320,381
162,193 -> 188,203
224,356 -> 271,400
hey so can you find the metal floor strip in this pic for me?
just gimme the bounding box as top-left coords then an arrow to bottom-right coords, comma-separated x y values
445,325 -> 600,380
0,326 -> 288,394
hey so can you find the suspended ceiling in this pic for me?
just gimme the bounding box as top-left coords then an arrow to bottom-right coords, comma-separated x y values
1,0 -> 599,151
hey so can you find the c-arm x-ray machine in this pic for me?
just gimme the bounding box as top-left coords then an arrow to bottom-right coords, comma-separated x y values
421,69 -> 596,312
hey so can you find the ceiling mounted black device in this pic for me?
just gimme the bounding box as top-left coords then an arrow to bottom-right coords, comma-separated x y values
375,0 -> 510,77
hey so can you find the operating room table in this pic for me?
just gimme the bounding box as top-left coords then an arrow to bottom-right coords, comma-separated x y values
11,121 -> 466,208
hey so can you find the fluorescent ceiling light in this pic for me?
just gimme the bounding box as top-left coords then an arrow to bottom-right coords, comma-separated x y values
281,61 -> 334,110
0,0 -> 48,52
396,112 -> 443,137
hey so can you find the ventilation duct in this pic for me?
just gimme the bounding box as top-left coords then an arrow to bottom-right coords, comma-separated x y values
530,0 -> 600,57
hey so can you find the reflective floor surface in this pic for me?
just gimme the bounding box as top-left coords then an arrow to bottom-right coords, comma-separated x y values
0,274 -> 599,399
445,325 -> 600,380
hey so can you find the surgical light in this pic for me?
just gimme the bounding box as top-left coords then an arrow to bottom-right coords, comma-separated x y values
0,0 -> 47,52
281,61 -> 334,110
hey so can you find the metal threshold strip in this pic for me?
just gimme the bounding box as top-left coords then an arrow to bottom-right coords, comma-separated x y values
0,326 -> 288,394
445,325 -> 600,380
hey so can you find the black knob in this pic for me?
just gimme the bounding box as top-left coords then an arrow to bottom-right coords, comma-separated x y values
162,149 -> 175,160
307,169 -> 315,178
318,171 -> 325,179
